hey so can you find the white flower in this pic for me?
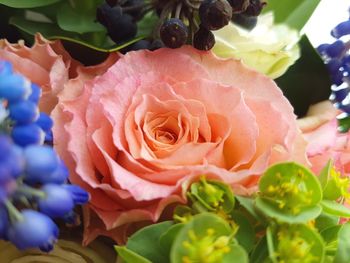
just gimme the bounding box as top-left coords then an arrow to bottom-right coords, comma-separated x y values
213,13 -> 300,79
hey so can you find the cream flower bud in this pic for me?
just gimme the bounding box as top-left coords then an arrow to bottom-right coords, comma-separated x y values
212,12 -> 300,79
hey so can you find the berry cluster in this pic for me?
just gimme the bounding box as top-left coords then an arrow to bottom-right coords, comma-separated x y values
96,0 -> 266,51
0,61 -> 89,251
318,15 -> 350,132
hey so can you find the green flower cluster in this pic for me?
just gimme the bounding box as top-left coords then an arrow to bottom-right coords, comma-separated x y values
116,162 -> 350,263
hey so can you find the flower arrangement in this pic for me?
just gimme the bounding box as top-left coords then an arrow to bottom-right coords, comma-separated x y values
0,0 -> 349,262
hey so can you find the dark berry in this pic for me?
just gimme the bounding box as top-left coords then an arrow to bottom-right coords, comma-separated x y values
150,39 -> 164,50
243,0 -> 266,17
107,13 -> 137,43
160,18 -> 188,49
231,13 -> 257,30
193,27 -> 216,51
106,0 -> 118,7
96,3 -> 122,28
129,40 -> 151,51
228,0 -> 250,13
199,0 -> 233,31
124,0 -> 145,18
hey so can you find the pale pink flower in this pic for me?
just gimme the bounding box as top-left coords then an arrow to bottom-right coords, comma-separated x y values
52,46 -> 304,244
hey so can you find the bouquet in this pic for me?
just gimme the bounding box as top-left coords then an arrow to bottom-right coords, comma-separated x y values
0,0 -> 349,262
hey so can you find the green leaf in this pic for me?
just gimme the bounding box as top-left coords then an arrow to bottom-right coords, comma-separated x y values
276,36 -> 331,117
250,236 -> 269,263
320,225 -> 341,244
115,246 -> 152,263
334,223 -> 350,263
0,0 -> 61,8
321,200 -> 350,218
159,223 -> 185,258
263,0 -> 321,31
9,16 -> 74,37
318,160 -> 333,189
126,221 -> 173,263
137,11 -> 159,37
230,211 -> 255,252
255,197 -> 322,223
236,196 -> 259,220
56,2 -> 104,34
337,114 -> 350,133
315,213 -> 340,232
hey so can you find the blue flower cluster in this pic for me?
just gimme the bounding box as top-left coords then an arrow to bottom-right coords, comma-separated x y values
317,14 -> 350,132
0,61 -> 89,252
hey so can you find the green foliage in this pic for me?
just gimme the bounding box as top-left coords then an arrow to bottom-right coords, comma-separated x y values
263,0 -> 321,31
1,0 -> 143,52
115,161 -> 350,263
334,223 -> 350,263
0,0 -> 62,8
125,221 -> 173,263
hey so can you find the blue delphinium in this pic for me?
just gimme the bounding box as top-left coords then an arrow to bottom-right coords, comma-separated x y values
317,13 -> 350,132
0,60 -> 89,252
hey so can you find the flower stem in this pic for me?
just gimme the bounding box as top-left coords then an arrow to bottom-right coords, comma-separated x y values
4,199 -> 23,222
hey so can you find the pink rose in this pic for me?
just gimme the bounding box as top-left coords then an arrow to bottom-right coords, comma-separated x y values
299,101 -> 350,175
0,34 -> 118,113
52,46 -> 304,244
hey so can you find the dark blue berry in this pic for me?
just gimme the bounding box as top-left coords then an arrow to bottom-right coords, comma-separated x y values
200,0 -> 233,31
160,18 -> 188,49
9,100 -> 39,125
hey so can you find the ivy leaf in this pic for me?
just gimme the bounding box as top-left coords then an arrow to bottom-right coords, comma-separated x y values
9,16 -> 73,37
263,0 -> 321,31
126,221 -> 173,263
56,2 -> 104,34
0,0 -> 61,8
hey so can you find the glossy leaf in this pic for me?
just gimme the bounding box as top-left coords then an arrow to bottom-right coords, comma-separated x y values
334,223 -> 350,263
159,223 -> 185,258
0,0 -> 61,8
318,160 -> 333,189
230,211 -> 255,252
321,200 -> 350,218
315,213 -> 340,232
115,246 -> 152,263
263,0 -> 321,31
320,225 -> 341,244
9,16 -> 74,37
250,236 -> 269,263
56,3 -> 104,34
126,221 -> 173,263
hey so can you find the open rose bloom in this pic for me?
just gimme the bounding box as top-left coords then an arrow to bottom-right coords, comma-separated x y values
51,46 -> 305,244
